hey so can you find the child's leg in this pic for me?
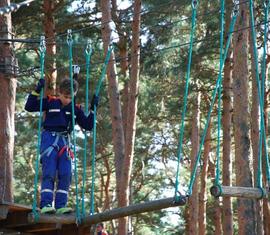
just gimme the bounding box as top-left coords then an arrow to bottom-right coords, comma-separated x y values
40,132 -> 58,209
40,152 -> 57,208
55,150 -> 72,209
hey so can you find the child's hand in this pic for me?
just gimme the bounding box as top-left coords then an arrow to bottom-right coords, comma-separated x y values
90,94 -> 99,110
73,65 -> 80,75
35,79 -> 45,93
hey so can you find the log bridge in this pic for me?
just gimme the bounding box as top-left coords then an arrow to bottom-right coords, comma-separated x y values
0,196 -> 186,234
210,185 -> 269,199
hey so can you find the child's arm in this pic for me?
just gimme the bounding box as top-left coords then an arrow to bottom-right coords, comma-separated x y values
75,95 -> 99,131
25,79 -> 48,112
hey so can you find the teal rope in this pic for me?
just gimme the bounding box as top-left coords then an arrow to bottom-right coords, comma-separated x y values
90,45 -> 113,215
249,0 -> 267,189
174,0 -> 198,198
32,36 -> 46,221
261,1 -> 270,183
81,40 -> 92,219
95,45 -> 114,95
188,7 -> 239,195
215,0 -> 225,186
67,30 -> 81,223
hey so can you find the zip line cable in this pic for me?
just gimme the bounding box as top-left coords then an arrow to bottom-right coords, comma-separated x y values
1,0 -> 251,45
15,15 -> 270,79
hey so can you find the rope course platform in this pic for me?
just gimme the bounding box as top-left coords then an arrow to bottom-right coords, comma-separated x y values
210,185 -> 269,199
0,196 -> 186,234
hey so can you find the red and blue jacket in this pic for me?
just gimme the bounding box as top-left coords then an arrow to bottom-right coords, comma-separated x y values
25,92 -> 94,132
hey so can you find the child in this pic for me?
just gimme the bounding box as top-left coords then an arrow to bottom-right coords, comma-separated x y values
96,223 -> 108,235
25,68 -> 98,214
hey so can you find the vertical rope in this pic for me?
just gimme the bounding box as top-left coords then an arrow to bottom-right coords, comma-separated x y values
174,0 -> 198,199
81,40 -> 92,219
188,6 -> 239,195
261,0 -> 270,184
215,0 -> 225,186
90,45 -> 113,215
32,36 -> 46,221
67,29 -> 81,223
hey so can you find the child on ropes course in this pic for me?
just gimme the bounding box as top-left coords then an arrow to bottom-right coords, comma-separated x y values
96,223 -> 108,235
25,66 -> 99,215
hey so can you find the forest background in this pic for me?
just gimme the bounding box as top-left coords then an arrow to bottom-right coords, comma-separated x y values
0,0 -> 269,234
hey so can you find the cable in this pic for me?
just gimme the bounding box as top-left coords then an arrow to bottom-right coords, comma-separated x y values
3,0 -> 251,45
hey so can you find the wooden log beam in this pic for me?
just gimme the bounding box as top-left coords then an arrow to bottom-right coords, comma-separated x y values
28,196 -> 187,225
82,196 -> 186,226
210,185 -> 268,199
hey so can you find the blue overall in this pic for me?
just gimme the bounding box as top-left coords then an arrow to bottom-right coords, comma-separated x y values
25,93 -> 94,209
40,131 -> 72,209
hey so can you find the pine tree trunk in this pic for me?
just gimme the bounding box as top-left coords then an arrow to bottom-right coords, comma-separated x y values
232,1 -> 256,234
222,2 -> 233,232
249,24 -> 263,235
0,0 -> 16,202
199,112 -> 211,235
43,0 -> 57,95
118,1 -> 141,233
188,94 -> 200,235
262,62 -> 270,235
214,198 -> 222,235
100,1 -> 126,234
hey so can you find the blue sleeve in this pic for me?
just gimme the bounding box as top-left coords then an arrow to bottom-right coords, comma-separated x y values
25,93 -> 49,112
75,106 -> 94,131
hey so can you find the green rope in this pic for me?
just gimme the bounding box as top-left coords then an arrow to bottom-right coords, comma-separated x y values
81,40 -> 92,219
174,0 -> 198,198
188,6 -> 239,195
261,0 -> 270,183
32,36 -> 46,221
67,30 -> 81,223
249,0 -> 268,189
90,45 -> 113,215
215,0 -> 225,186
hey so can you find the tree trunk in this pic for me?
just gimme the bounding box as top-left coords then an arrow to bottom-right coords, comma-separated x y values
214,198 -> 222,235
0,0 -> 16,203
222,1 -> 233,233
199,114 -> 211,235
188,93 -> 200,235
262,61 -> 270,235
100,0 -> 126,234
118,1 -> 141,234
232,1 -> 256,234
43,0 -> 57,95
249,22 -> 263,235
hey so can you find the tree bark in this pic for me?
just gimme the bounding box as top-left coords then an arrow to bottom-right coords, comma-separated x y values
100,0 -> 126,234
232,1 -> 256,234
222,2 -> 233,232
199,116 -> 211,235
118,0 -> 141,233
249,22 -> 263,235
188,93 -> 200,235
43,0 -> 57,95
100,0 -> 125,194
0,0 -> 16,203
262,60 -> 270,235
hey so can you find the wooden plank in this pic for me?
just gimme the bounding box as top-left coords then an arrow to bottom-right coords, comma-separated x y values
28,196 -> 186,225
210,185 -> 267,199
0,201 -> 32,212
0,211 -> 29,228
0,205 -> 9,220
